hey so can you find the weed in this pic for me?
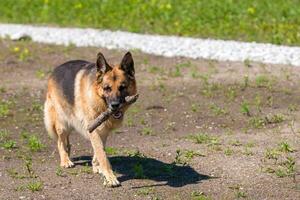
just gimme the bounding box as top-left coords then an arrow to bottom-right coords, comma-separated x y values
2,140 -> 17,149
201,83 -> 220,98
265,148 -> 280,160
267,114 -> 285,124
31,101 -> 43,112
27,181 -> 43,192
236,190 -> 247,198
266,96 -> 273,107
226,86 -> 237,101
148,66 -> 165,75
126,149 -> 144,157
254,94 -> 262,112
81,165 -> 93,174
249,117 -> 265,128
0,129 -> 9,141
55,167 -> 65,177
288,104 -> 298,112
35,69 -> 46,79
240,101 -> 251,116
243,147 -> 254,156
125,116 -> 134,127
230,140 -> 242,146
27,135 -> 44,152
189,133 -> 220,145
191,104 -> 199,112
278,141 -> 295,153
0,87 -> 6,93
224,147 -> 234,156
255,75 -> 271,88
210,103 -> 227,116
141,127 -> 154,135
174,149 -> 188,165
105,147 -> 118,155
137,187 -> 154,196
242,75 -> 249,90
0,100 -> 10,117
191,191 -> 211,200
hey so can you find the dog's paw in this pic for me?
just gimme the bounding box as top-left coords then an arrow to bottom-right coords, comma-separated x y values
103,175 -> 121,187
60,159 -> 74,168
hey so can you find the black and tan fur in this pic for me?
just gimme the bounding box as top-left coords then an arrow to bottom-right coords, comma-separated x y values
44,52 -> 137,187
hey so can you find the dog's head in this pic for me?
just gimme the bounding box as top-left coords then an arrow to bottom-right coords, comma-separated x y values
96,52 -> 137,119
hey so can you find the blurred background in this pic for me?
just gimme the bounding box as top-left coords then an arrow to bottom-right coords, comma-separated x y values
0,0 -> 300,45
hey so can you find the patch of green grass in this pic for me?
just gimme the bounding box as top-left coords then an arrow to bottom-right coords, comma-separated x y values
249,113 -> 285,129
230,140 -> 242,146
255,75 -> 271,88
2,140 -> 17,149
209,103 -> 228,116
26,181 -> 43,192
288,104 -> 298,112
0,100 -> 10,117
240,101 -> 251,116
141,127 -> 154,136
224,147 -> 234,156
225,86 -> 237,101
201,82 -> 220,98
136,187 -> 154,196
55,167 -> 65,177
0,87 -> 6,93
189,133 -> 220,145
0,129 -> 9,141
35,69 -> 46,79
191,104 -> 199,112
148,66 -> 164,75
242,75 -> 249,90
243,147 -> 254,156
191,191 -> 211,200
1,1 -> 300,45
80,165 -> 93,174
125,149 -> 145,157
174,149 -> 205,165
265,148 -> 280,160
27,135 -> 44,152
105,146 -> 119,155
268,114 -> 285,124
278,141 -> 295,153
235,190 -> 247,199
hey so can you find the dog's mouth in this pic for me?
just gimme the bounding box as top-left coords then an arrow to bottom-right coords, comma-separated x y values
112,111 -> 123,119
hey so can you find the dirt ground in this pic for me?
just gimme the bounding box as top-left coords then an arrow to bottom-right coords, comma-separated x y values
0,38 -> 299,200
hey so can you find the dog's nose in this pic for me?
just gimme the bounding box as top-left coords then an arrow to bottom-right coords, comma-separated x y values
110,101 -> 120,110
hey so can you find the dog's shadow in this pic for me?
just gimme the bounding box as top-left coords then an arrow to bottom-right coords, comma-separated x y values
72,155 -> 211,188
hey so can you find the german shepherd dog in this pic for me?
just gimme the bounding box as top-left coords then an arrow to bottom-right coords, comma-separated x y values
44,52 -> 137,187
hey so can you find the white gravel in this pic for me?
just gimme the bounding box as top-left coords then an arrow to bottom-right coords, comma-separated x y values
0,23 -> 300,66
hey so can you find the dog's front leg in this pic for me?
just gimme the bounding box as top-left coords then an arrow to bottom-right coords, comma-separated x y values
89,131 -> 120,187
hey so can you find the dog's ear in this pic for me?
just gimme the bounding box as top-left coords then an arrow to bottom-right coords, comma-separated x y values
96,52 -> 112,80
120,52 -> 135,79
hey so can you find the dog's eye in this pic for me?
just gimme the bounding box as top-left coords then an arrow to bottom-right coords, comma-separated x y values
103,86 -> 111,92
119,84 -> 126,91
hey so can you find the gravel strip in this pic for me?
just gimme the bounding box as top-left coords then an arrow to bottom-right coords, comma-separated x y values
0,23 -> 299,66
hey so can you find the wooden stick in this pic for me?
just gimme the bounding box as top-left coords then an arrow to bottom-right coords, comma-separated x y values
87,94 -> 139,133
